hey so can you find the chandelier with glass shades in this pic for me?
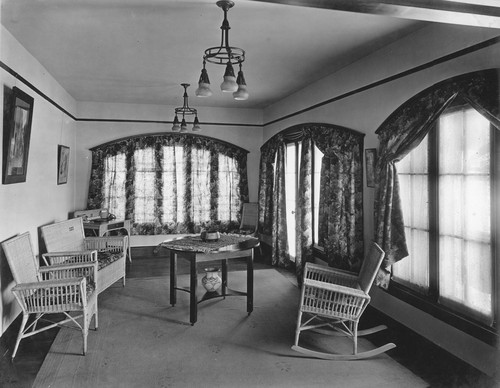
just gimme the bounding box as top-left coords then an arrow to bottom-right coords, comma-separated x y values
195,0 -> 248,101
172,83 -> 201,132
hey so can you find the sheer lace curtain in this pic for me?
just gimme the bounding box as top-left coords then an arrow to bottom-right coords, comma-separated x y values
374,69 -> 500,288
87,133 -> 249,235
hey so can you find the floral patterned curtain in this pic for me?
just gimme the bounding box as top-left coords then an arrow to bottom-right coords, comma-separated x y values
271,143 -> 291,268
87,133 -> 249,235
296,136 -> 313,284
374,69 -> 500,288
313,127 -> 364,272
258,124 -> 364,283
258,136 -> 279,236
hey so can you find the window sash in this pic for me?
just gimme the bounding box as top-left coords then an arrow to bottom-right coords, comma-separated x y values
394,104 -> 495,326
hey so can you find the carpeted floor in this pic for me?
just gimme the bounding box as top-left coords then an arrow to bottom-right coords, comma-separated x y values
34,269 -> 427,388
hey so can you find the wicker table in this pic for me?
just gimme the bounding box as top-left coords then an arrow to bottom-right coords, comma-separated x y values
157,235 -> 260,325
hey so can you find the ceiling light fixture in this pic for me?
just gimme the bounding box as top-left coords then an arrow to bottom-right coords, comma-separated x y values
195,0 -> 248,100
172,83 -> 200,132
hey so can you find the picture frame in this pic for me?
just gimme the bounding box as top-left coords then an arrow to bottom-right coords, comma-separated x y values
57,145 -> 70,185
365,148 -> 377,188
2,87 -> 35,184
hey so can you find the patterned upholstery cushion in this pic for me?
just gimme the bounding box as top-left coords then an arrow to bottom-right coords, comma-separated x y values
86,280 -> 96,295
97,250 -> 122,270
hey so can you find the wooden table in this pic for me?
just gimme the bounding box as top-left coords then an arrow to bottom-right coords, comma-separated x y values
157,235 -> 260,325
83,219 -> 132,262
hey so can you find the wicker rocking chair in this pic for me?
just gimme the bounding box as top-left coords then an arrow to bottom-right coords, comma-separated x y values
1,232 -> 98,360
292,242 -> 396,360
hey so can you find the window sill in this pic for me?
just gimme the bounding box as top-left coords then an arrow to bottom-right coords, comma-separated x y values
388,281 -> 498,346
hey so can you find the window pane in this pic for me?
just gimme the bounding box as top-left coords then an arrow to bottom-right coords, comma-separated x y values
103,153 -> 126,220
191,148 -> 211,224
162,145 -> 185,223
439,175 -> 463,237
393,227 -> 429,290
218,154 -> 240,222
439,111 -> 464,174
464,176 -> 490,241
134,148 -> 155,223
438,107 -> 492,320
465,109 -> 490,174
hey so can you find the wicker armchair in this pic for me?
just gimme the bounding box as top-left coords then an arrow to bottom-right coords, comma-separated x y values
1,232 -> 98,360
292,242 -> 396,360
41,217 -> 127,294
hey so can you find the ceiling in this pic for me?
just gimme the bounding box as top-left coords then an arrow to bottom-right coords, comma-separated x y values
2,0 -> 500,110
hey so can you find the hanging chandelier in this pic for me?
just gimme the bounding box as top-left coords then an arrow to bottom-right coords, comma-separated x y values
195,0 -> 248,101
172,83 -> 201,132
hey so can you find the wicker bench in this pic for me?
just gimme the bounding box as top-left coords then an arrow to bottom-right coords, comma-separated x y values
41,218 -> 127,294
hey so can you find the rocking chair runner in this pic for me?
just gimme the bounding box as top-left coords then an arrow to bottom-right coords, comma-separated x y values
292,242 -> 396,360
1,232 -> 98,360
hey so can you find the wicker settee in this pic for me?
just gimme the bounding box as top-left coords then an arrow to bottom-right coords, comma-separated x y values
41,217 -> 127,294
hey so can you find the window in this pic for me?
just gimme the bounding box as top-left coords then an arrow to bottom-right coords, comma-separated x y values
284,141 -> 324,260
91,134 -> 248,234
218,154 -> 240,222
103,153 -> 127,221
190,147 -> 211,224
162,145 -> 185,223
394,103 -> 497,331
134,148 -> 156,223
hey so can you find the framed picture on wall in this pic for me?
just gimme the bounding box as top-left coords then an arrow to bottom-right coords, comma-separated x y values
365,148 -> 377,188
57,145 -> 70,185
2,87 -> 35,184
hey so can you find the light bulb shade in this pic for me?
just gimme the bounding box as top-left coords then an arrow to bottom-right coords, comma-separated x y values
220,63 -> 238,92
196,82 -> 213,97
172,115 -> 180,131
180,118 -> 188,132
196,68 -> 212,97
192,116 -> 201,131
233,84 -> 249,100
233,69 -> 248,100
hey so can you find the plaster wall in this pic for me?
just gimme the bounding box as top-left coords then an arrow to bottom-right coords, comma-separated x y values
262,23 -> 500,376
0,27 -> 78,335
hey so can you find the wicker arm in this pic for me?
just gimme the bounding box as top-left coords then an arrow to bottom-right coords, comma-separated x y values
12,277 -> 88,313
84,236 -> 127,254
302,278 -> 370,320
42,250 -> 97,266
39,261 -> 97,283
304,263 -> 359,288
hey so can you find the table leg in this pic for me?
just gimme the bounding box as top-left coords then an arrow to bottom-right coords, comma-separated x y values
190,256 -> 197,325
221,259 -> 227,298
125,231 -> 132,263
247,248 -> 254,315
170,251 -> 177,306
